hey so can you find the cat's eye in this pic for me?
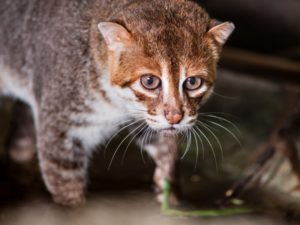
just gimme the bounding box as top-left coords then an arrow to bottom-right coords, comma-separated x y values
140,74 -> 161,90
183,76 -> 203,91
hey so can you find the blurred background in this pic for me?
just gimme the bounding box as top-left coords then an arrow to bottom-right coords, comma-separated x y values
0,0 -> 300,225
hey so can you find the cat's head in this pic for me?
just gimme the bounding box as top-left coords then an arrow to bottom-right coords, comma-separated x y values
97,0 -> 234,134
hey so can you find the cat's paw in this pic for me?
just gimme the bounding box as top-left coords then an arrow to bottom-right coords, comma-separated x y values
52,192 -> 86,206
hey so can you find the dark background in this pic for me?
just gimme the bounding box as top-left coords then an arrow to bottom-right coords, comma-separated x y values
201,0 -> 300,58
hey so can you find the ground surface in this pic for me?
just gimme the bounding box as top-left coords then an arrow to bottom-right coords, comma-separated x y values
0,191 -> 297,225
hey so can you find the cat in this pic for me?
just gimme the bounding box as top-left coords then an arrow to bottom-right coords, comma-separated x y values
0,0 -> 234,206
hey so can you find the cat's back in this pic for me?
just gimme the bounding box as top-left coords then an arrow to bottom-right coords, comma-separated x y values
0,0 -> 135,105
0,0 -> 93,79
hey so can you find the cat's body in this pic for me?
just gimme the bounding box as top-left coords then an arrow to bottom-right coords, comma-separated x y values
0,0 -> 234,205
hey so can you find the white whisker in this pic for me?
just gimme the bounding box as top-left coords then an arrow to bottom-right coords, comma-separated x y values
198,121 -> 224,161
192,126 -> 205,160
206,120 -> 242,147
191,128 -> 199,171
200,114 -> 242,136
194,126 -> 218,171
139,126 -> 150,164
107,121 -> 146,170
181,129 -> 191,160
121,123 -> 146,165
105,118 -> 144,150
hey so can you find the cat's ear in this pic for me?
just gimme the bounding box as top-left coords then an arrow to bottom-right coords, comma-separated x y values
98,22 -> 132,51
208,21 -> 235,46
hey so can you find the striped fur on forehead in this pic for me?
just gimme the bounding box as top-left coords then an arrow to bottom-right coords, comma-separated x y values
160,61 -> 182,109
107,0 -> 213,59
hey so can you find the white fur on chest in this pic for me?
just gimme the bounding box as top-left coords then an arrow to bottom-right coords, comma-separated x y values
68,96 -> 130,152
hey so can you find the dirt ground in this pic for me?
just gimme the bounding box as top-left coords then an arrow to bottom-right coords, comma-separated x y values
1,191 -> 297,225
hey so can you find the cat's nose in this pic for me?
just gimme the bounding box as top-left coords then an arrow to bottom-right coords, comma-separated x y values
164,110 -> 183,125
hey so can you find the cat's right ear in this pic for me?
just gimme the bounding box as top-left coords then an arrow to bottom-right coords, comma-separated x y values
208,21 -> 235,46
98,22 -> 132,52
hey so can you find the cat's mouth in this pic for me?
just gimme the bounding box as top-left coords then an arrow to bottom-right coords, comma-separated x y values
146,117 -> 193,134
163,127 -> 176,130
162,127 -> 176,131
159,126 -> 178,135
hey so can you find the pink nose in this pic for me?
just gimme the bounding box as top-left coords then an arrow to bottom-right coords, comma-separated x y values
164,110 -> 183,125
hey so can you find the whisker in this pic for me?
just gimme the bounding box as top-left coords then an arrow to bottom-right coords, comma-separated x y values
181,129 -> 191,160
121,123 -> 146,165
212,91 -> 237,100
145,127 -> 156,147
109,117 -> 138,130
191,128 -> 199,171
180,130 -> 188,159
127,108 -> 147,113
187,129 -> 192,157
197,118 -> 218,132
107,121 -> 146,170
199,112 -> 235,116
145,128 -> 156,163
192,126 -> 205,160
200,114 -> 242,136
194,126 -> 218,171
143,127 -> 153,161
177,130 -> 185,144
146,127 -> 154,145
198,121 -> 224,161
139,126 -> 150,164
105,118 -> 144,150
206,120 -> 242,147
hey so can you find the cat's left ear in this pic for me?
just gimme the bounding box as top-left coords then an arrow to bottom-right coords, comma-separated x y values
208,21 -> 235,46
98,22 -> 132,52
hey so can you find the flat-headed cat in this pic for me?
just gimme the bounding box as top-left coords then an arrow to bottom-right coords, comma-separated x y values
0,0 -> 234,206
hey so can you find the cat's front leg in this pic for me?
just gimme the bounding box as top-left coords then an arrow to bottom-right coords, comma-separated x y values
37,110 -> 88,206
143,134 -> 180,204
